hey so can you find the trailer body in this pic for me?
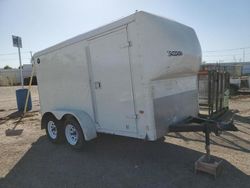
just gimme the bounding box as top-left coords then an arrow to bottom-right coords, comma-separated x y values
34,11 -> 201,141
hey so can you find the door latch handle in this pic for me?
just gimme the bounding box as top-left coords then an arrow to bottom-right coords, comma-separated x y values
94,81 -> 101,89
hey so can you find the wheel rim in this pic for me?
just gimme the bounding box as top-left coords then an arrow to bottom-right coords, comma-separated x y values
47,121 -> 57,139
65,124 -> 79,145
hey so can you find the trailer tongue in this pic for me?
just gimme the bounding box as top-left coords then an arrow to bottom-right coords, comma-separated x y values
169,116 -> 238,177
169,116 -> 237,134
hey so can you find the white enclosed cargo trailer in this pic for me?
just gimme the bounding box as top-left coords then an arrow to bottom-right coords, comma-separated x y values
33,11 -> 201,149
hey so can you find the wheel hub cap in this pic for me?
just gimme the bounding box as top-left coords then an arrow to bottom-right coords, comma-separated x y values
65,124 -> 78,145
47,121 -> 57,139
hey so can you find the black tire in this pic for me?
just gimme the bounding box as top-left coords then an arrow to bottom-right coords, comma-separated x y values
64,117 -> 85,150
43,114 -> 65,144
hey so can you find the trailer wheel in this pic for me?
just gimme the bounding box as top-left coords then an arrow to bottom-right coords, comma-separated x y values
44,114 -> 64,144
64,118 -> 85,150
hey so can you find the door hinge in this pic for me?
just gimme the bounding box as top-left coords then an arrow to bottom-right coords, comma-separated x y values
94,81 -> 102,89
120,41 -> 132,48
128,41 -> 132,47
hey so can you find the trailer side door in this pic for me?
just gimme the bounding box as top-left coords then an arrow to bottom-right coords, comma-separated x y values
88,27 -> 137,134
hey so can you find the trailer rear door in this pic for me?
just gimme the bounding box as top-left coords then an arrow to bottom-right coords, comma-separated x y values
89,28 -> 137,134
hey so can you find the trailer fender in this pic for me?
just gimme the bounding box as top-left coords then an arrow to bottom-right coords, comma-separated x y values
44,110 -> 97,141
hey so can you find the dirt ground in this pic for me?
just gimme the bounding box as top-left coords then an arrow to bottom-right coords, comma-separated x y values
0,86 -> 249,188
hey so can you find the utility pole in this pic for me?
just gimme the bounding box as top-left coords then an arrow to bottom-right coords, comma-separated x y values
12,35 -> 23,88
18,46 -> 24,88
30,51 -> 33,59
243,48 -> 245,63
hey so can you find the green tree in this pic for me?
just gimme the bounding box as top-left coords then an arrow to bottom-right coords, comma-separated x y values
3,65 -> 12,69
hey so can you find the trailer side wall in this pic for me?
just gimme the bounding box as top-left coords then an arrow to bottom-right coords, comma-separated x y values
36,41 -> 94,119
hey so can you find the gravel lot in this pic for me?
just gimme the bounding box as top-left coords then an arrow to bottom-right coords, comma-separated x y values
0,86 -> 249,188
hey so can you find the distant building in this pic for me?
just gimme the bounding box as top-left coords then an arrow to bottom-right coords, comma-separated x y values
0,64 -> 36,86
0,68 -> 20,86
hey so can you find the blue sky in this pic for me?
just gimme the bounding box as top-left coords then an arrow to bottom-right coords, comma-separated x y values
1,0 -> 250,68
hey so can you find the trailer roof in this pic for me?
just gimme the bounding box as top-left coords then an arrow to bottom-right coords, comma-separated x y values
33,11 -> 188,57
